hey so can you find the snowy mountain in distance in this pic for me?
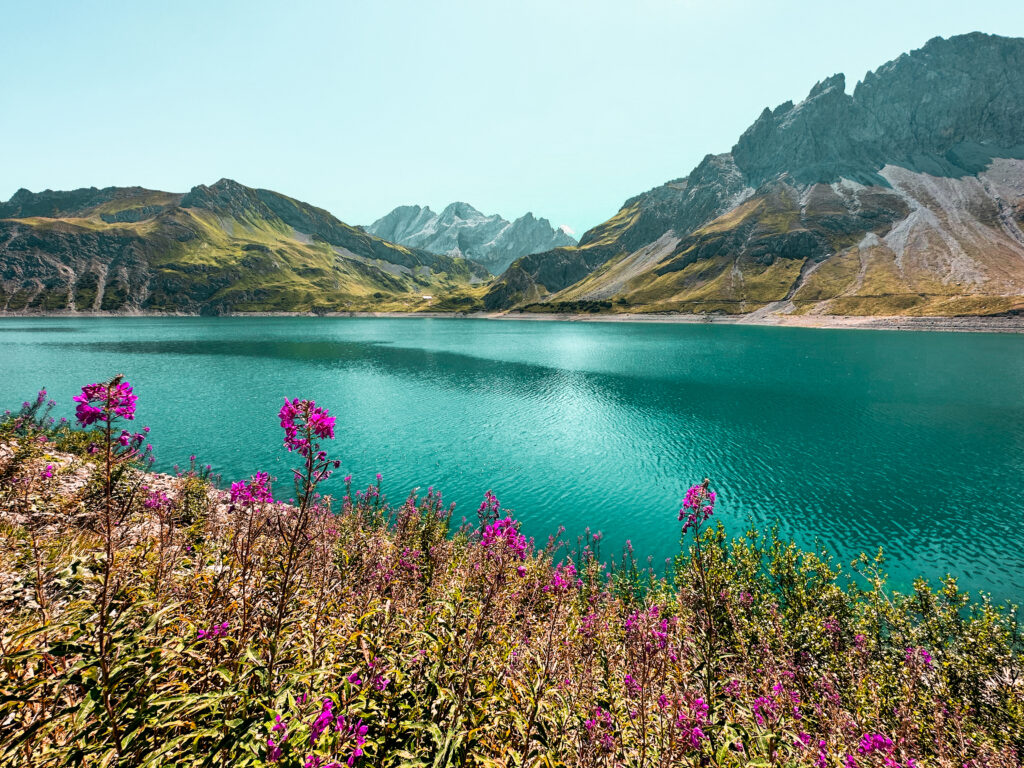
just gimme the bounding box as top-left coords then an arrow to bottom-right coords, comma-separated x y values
365,202 -> 577,275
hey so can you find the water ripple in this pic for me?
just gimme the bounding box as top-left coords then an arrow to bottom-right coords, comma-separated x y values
1,316 -> 1021,601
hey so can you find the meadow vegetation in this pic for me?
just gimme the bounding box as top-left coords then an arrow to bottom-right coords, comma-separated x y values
0,380 -> 1021,767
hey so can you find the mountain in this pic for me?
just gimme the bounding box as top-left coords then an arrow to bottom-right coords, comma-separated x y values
365,202 -> 576,275
485,32 -> 1024,317
0,179 -> 489,314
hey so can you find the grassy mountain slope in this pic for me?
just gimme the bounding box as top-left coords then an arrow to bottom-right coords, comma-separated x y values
0,180 -> 489,314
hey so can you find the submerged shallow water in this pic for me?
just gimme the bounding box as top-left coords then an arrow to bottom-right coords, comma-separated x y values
1,316 -> 1022,601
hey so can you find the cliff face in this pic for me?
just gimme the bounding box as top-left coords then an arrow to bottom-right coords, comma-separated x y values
485,33 -> 1024,316
0,180 -> 489,314
365,202 -> 576,276
733,34 -> 1024,186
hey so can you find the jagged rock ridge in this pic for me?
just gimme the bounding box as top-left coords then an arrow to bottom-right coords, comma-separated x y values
485,32 -> 1024,317
365,202 -> 576,275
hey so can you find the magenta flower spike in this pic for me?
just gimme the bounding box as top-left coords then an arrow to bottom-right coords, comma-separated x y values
230,471 -> 274,505
280,397 -> 336,456
73,379 -> 137,427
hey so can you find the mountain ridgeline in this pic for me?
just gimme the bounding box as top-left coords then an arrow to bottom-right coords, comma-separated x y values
485,32 -> 1024,317
3,33 -> 1024,317
0,180 -> 489,314
365,202 -> 576,276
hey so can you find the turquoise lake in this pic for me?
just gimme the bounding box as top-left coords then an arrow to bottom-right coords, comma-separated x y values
1,316 -> 1022,601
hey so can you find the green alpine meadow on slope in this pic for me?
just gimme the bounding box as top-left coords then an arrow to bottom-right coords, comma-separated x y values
0,180 -> 490,315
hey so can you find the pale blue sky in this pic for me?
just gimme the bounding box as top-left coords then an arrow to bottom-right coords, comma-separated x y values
2,0 -> 1023,236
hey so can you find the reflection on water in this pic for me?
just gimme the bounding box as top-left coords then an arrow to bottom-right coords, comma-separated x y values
2,316 -> 1022,601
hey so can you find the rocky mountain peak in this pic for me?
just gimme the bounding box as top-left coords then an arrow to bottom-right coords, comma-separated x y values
806,73 -> 845,99
441,202 -> 474,216
365,202 -> 578,275
732,32 -> 1024,187
438,202 -> 487,223
9,188 -> 35,203
180,178 -> 272,219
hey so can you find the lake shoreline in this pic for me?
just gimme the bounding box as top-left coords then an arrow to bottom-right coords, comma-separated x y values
3,308 -> 1023,333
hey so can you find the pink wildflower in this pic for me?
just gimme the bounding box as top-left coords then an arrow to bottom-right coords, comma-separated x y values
480,515 -> 528,561
230,471 -> 274,505
544,560 -> 580,593
73,380 -> 137,426
279,397 -> 337,457
678,481 -> 716,535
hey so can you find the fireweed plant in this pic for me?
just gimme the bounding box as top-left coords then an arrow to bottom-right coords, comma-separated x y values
0,381 -> 1022,768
